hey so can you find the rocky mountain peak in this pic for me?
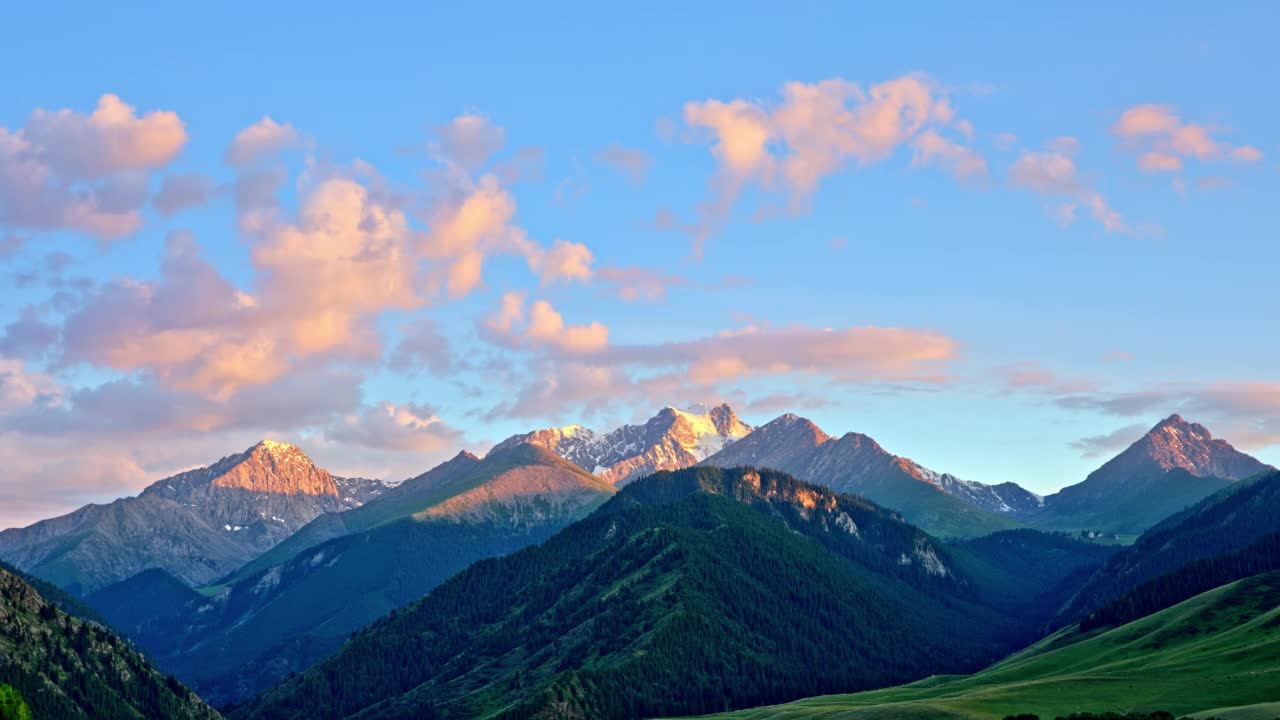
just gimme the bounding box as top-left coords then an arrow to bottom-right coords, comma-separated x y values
1127,415 -> 1268,479
208,441 -> 338,498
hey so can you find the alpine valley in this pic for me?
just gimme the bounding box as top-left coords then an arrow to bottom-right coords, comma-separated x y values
0,404 -> 1276,720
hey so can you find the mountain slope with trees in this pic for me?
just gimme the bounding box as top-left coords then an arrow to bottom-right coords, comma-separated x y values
0,566 -> 218,720
232,466 -> 1107,720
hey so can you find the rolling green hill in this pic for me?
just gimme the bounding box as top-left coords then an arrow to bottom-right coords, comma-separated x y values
678,571 -> 1280,720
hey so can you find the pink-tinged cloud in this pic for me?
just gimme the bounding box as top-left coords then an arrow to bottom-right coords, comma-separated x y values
0,359 -> 61,413
912,130 -> 988,180
484,291 -> 526,336
325,401 -> 462,452
1112,104 -> 1181,137
480,294 -> 608,355
225,116 -> 302,167
1230,146 -> 1264,163
433,114 -> 505,171
996,362 -> 1098,395
1112,103 -> 1261,174
1055,381 -> 1280,451
23,94 -> 187,178
519,238 -> 594,285
614,325 -> 956,384
596,265 -> 693,302
526,300 -> 609,354
1009,139 -> 1145,235
485,321 -> 956,420
253,177 -> 421,356
60,174 -> 429,397
153,172 -> 219,215
679,73 -> 981,250
594,143 -> 652,185
0,94 -> 187,239
1137,151 -> 1182,173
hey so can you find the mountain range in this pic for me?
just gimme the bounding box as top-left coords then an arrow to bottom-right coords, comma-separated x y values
0,440 -> 389,593
2,401 -> 1276,718
87,444 -> 617,705
698,413 -> 1038,536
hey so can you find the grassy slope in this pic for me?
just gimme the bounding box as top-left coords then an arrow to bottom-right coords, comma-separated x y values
677,571 -> 1280,720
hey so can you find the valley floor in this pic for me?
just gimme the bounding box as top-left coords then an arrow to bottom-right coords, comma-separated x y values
672,572 -> 1280,720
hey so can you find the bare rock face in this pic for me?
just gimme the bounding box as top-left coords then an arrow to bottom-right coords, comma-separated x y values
492,403 -> 755,486
0,441 -> 384,593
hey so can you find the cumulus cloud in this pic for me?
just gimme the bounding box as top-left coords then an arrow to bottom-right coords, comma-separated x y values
433,114 -> 505,171
679,73 -> 981,251
0,94 -> 187,238
1009,138 -> 1145,235
912,130 -> 987,180
482,294 -> 608,355
59,173 -> 425,398
387,317 -> 454,374
325,401 -> 462,452
152,172 -> 219,215
519,238 -> 594,285
0,309 -> 60,359
225,116 -> 303,167
1112,104 -> 1263,173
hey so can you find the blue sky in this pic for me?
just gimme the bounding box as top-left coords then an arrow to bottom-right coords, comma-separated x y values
1,2 -> 1277,527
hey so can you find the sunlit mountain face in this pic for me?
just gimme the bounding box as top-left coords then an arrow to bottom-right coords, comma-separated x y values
0,5 -> 1277,720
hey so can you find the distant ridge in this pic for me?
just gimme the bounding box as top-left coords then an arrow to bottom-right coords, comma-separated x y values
700,413 -> 1036,536
0,440 -> 389,593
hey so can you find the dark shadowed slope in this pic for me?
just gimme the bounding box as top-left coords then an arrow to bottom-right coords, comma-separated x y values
0,565 -> 219,720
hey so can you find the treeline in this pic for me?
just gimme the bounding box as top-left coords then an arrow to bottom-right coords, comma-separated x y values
1081,532 -> 1280,631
